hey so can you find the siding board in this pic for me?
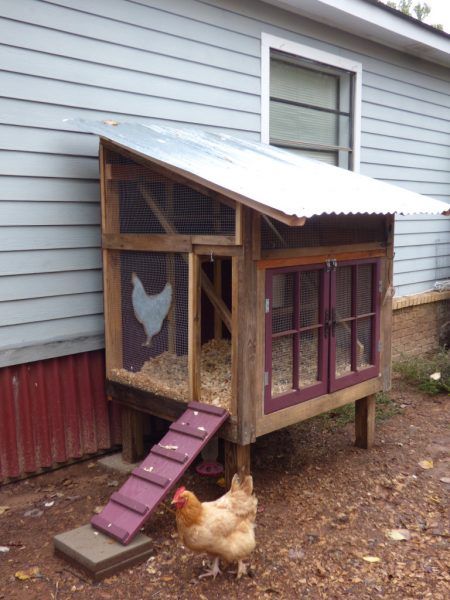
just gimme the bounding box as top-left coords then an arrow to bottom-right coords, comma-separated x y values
0,201 -> 100,225
0,249 -> 102,276
0,271 -> 102,302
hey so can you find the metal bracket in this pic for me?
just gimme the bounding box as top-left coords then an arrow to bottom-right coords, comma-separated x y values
265,298 -> 270,314
264,371 -> 269,387
326,258 -> 337,271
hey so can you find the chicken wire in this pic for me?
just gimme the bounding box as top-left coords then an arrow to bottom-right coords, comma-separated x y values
109,250 -> 189,398
104,148 -> 235,236
357,264 -> 373,315
261,214 -> 386,250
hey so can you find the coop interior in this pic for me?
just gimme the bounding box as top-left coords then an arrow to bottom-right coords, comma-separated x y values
103,147 -> 236,413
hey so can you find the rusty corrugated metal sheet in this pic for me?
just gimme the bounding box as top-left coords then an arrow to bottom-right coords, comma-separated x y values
0,350 -> 121,483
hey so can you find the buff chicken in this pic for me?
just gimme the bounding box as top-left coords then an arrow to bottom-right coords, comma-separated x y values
171,473 -> 257,579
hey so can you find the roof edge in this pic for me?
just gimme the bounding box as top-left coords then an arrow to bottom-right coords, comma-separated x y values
263,0 -> 450,67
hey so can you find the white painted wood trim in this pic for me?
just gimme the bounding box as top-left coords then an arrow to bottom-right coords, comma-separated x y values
260,32 -> 362,171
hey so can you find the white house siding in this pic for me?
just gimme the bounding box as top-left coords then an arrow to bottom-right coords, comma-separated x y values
0,0 -> 448,366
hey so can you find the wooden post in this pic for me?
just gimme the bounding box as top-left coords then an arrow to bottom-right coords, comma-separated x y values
355,394 -> 376,449
188,253 -> 201,401
121,407 -> 145,463
224,441 -> 251,488
214,258 -> 222,339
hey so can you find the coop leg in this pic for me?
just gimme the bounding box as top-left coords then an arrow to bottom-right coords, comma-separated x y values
121,407 -> 145,463
355,394 -> 376,449
224,441 -> 251,487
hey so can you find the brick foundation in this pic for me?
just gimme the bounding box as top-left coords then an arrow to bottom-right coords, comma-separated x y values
392,291 -> 450,360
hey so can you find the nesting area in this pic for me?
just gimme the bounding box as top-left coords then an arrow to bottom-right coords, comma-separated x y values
111,339 -> 232,411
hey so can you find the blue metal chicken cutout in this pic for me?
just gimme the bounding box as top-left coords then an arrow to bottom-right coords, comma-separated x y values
131,272 -> 173,347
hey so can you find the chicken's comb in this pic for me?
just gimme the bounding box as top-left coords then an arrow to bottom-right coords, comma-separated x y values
173,486 -> 186,501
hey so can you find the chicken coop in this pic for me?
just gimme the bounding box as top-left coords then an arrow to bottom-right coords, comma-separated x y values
77,120 -> 448,481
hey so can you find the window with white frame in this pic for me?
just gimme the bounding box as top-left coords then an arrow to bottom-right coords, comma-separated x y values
261,34 -> 362,171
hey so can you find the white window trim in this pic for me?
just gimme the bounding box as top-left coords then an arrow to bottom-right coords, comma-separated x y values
261,33 -> 362,172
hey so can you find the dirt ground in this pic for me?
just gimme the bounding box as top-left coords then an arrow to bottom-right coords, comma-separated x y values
0,377 -> 448,600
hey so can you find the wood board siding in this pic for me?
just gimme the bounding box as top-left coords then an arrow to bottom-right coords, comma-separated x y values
0,0 -> 448,367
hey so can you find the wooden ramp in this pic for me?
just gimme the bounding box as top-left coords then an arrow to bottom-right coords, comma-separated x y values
91,402 -> 228,545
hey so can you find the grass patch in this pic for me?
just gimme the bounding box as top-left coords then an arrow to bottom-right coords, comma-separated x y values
320,392 -> 399,429
394,349 -> 450,395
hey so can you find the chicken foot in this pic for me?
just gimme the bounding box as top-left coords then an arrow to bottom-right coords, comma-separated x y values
229,560 -> 248,580
198,556 -> 222,580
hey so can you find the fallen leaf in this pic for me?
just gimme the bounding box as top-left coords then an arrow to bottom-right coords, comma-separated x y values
93,506 -> 104,514
362,556 -> 381,563
87,462 -> 96,469
0,506 -> 10,516
15,567 -> 40,581
418,460 -> 434,470
0,546 -> 10,553
216,477 -> 226,488
159,444 -> 178,451
161,576 -> 173,582
44,501 -> 55,508
107,480 -> 119,487
439,477 -> 450,484
429,372 -> 441,381
387,529 -> 410,541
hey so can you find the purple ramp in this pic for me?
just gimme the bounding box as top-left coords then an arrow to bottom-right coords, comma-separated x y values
91,402 -> 229,545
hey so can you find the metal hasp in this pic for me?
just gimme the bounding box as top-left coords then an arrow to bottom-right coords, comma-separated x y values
91,402 -> 229,545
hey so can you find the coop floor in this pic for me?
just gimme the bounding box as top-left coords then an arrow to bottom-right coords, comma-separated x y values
0,377 -> 448,599
111,338 -> 232,412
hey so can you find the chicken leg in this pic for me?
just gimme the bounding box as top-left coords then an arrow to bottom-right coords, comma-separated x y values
198,556 -> 221,579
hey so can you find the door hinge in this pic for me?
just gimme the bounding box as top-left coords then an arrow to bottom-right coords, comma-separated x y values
265,298 -> 270,313
379,280 -> 383,293
378,340 -> 382,353
264,371 -> 269,386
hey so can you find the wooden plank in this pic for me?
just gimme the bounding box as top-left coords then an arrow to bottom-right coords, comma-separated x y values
232,207 -> 257,444
193,244 -> 242,257
235,202 -> 243,246
214,258 -> 222,339
260,242 -> 386,260
106,383 -> 239,443
355,394 -> 376,449
252,211 -> 261,260
105,163 -> 166,182
188,253 -> 201,402
381,214 -> 395,392
121,407 -> 145,463
256,377 -> 382,436
191,235 -> 236,246
224,441 -> 251,488
258,249 -> 386,269
100,144 -> 123,375
102,233 -> 192,252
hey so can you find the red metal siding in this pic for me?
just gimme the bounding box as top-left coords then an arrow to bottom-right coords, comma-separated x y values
0,350 -> 121,483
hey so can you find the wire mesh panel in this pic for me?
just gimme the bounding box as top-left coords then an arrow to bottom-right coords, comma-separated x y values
271,335 -> 294,397
261,214 -> 386,250
109,250 -> 190,402
272,273 -> 295,333
103,148 -> 235,236
299,329 -> 319,388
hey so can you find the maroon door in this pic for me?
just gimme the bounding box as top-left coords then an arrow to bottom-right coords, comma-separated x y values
264,258 -> 381,414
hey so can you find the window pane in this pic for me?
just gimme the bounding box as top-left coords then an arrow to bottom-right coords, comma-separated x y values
335,322 -> 352,377
357,317 -> 373,369
272,273 -> 294,333
336,266 -> 352,320
271,101 -> 350,148
272,335 -> 294,397
299,271 -> 319,327
271,59 -> 338,110
299,329 -> 319,388
357,264 -> 373,315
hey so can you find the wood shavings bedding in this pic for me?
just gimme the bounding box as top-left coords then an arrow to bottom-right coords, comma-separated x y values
111,338 -> 232,412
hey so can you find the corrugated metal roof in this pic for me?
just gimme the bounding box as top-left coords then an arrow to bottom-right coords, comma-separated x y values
71,119 -> 449,223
